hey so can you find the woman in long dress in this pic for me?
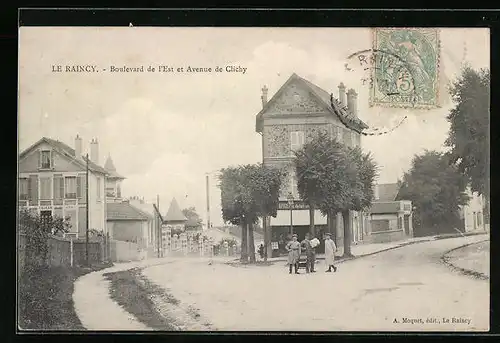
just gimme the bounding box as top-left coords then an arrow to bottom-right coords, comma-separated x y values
324,233 -> 337,272
286,234 -> 301,274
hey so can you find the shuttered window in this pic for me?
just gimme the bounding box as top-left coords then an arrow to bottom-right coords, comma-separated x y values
65,176 -> 77,199
40,150 -> 52,169
290,131 -> 305,153
77,175 -> 86,202
40,177 -> 52,200
29,175 -> 38,203
19,178 -> 29,200
53,175 -> 63,204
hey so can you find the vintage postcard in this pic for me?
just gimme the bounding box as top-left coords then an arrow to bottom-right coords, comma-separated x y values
17,25 -> 490,332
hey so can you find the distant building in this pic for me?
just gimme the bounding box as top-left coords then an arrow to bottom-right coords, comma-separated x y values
106,200 -> 151,249
367,183 -> 413,243
459,187 -> 486,232
19,135 -> 107,238
104,154 -> 125,203
255,73 -> 368,251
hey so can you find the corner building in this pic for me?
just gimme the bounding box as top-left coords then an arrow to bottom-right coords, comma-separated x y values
255,73 -> 369,253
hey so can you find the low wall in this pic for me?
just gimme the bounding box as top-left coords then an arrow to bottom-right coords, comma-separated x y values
363,229 -> 406,244
110,240 -> 140,262
73,239 -> 102,266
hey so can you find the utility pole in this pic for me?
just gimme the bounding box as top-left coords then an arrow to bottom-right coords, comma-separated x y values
85,153 -> 90,267
206,174 -> 211,230
157,194 -> 161,258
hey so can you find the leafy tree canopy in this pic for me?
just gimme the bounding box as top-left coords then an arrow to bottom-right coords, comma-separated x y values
182,207 -> 203,230
397,150 -> 470,233
294,131 -> 377,215
445,66 -> 490,199
219,164 -> 284,225
294,131 -> 351,214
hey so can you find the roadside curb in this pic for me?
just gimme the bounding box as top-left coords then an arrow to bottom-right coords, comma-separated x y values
226,238 -> 435,267
226,231 -> 489,267
441,239 -> 490,281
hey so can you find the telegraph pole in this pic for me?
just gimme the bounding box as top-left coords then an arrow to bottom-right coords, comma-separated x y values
85,153 -> 90,267
206,174 -> 210,230
157,194 -> 161,258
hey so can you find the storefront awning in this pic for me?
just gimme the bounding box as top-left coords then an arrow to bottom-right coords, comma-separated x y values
270,209 -> 327,226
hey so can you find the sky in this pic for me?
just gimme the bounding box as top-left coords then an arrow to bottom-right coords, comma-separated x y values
18,27 -> 490,226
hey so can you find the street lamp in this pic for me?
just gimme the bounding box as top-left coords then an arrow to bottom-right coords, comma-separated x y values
287,192 -> 294,235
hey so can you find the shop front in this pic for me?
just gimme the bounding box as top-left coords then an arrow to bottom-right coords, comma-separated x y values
269,201 -> 328,256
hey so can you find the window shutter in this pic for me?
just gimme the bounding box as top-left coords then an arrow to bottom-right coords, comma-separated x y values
54,176 -> 63,200
30,175 -> 38,203
38,150 -> 41,169
50,150 -> 53,169
60,177 -> 64,199
299,131 -> 305,147
27,178 -> 32,201
77,176 -> 82,199
81,175 -> 87,202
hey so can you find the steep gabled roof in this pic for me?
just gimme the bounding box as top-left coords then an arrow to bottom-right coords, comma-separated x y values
377,183 -> 401,201
107,202 -> 151,221
164,198 -> 187,223
104,155 -> 125,179
255,73 -> 368,132
369,201 -> 401,214
19,137 -> 108,175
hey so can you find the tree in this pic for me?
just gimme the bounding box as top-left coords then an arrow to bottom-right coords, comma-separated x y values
340,146 -> 378,257
295,132 -> 377,257
445,66 -> 490,217
247,164 -> 284,262
396,150 -> 470,236
295,131 -> 353,239
219,164 -> 283,263
182,207 -> 203,230
19,210 -> 71,269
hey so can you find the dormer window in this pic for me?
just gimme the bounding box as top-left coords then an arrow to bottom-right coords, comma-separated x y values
40,150 -> 52,169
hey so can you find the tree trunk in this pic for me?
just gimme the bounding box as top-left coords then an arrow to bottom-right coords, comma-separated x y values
263,216 -> 269,262
327,210 -> 334,239
342,210 -> 353,257
248,222 -> 256,263
309,203 -> 315,237
240,218 -> 248,263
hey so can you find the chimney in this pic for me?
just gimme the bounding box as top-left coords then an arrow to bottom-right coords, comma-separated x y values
347,88 -> 358,117
75,134 -> 82,159
338,82 -> 346,108
90,138 -> 99,164
261,85 -> 268,108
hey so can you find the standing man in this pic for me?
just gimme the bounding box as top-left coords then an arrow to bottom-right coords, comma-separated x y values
301,232 -> 317,273
286,234 -> 301,274
324,233 -> 338,272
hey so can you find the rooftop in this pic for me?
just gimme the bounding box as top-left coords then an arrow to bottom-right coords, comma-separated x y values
376,183 -> 401,202
107,202 -> 152,221
164,198 -> 188,223
20,137 -> 108,175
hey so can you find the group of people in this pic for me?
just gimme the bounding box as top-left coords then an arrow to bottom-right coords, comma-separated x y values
285,232 -> 338,274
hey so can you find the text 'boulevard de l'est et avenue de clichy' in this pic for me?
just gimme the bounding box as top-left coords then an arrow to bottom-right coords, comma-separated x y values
51,64 -> 248,74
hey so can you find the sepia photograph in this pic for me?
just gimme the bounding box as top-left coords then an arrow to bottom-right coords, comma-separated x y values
17,23 -> 490,332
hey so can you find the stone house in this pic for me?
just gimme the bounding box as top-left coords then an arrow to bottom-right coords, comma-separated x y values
255,73 -> 369,253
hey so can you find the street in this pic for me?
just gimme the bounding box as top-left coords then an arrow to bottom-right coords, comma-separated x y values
141,235 -> 489,331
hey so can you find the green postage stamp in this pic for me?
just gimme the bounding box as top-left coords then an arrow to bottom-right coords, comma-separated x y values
370,28 -> 440,109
